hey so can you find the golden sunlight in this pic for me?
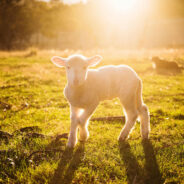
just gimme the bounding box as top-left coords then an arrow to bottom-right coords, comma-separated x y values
109,0 -> 138,14
96,0 -> 152,23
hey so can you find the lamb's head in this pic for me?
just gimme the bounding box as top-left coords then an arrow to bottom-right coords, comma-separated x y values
51,54 -> 102,87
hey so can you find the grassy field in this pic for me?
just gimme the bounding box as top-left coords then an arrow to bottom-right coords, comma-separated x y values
0,50 -> 184,184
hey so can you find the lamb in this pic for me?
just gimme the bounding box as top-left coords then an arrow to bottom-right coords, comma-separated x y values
51,54 -> 150,148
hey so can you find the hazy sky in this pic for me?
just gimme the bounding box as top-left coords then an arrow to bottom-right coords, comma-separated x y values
63,0 -> 87,4
42,0 -> 87,4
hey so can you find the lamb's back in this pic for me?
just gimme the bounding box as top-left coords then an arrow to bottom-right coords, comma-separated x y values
87,65 -> 139,100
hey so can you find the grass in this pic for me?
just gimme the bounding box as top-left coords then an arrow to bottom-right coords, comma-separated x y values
0,50 -> 184,184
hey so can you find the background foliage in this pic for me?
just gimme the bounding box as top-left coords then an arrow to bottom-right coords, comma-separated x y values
0,0 -> 184,50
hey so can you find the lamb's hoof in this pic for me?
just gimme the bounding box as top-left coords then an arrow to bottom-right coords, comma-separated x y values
142,133 -> 149,140
79,132 -> 89,142
79,136 -> 89,142
67,141 -> 77,148
142,137 -> 149,141
79,139 -> 88,143
118,136 -> 128,142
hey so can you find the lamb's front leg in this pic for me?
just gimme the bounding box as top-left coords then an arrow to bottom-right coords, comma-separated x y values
67,106 -> 80,148
79,104 -> 98,142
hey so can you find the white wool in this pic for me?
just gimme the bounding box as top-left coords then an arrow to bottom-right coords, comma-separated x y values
51,54 -> 150,148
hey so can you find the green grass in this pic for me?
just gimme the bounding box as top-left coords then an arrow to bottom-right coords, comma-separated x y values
0,53 -> 184,184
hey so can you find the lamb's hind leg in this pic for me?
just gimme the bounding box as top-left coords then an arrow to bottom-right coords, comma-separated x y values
118,100 -> 138,141
139,104 -> 150,139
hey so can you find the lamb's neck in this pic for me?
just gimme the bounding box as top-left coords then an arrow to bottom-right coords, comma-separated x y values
67,82 -> 86,93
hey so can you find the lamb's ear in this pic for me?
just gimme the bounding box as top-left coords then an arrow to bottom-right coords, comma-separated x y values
51,56 -> 67,68
87,55 -> 102,66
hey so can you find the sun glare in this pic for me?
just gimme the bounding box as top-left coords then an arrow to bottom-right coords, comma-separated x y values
103,0 -> 151,19
96,0 -> 152,27
111,0 -> 138,13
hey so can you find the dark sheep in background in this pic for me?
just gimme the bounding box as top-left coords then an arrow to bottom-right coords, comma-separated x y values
151,56 -> 183,74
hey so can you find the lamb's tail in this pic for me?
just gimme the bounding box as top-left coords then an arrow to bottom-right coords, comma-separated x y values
136,79 -> 150,139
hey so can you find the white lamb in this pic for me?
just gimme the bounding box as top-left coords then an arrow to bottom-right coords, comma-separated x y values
51,54 -> 150,148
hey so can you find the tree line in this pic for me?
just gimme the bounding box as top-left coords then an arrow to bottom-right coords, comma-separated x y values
0,0 -> 82,50
0,0 -> 184,50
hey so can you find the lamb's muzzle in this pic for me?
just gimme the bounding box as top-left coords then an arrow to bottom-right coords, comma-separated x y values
51,54 -> 150,148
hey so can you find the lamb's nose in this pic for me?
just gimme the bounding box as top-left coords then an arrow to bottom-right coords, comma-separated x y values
73,79 -> 79,85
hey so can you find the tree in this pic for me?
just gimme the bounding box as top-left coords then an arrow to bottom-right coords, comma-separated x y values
0,0 -> 38,49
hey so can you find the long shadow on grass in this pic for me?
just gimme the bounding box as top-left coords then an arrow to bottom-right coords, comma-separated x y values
119,142 -> 144,183
49,143 -> 85,184
119,140 -> 164,184
142,140 -> 164,184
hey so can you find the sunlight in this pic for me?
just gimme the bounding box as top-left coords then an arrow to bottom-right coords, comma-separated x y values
109,0 -> 138,14
102,0 -> 151,19
95,0 -> 153,31
63,0 -> 87,4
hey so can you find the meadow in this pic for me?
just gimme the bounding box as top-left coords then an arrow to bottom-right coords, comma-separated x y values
0,49 -> 183,184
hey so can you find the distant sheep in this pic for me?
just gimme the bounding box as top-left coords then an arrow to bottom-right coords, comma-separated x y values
51,55 -> 150,148
151,56 -> 182,74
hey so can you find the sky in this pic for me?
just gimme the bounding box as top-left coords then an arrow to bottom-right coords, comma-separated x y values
42,0 -> 87,4
63,0 -> 87,4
